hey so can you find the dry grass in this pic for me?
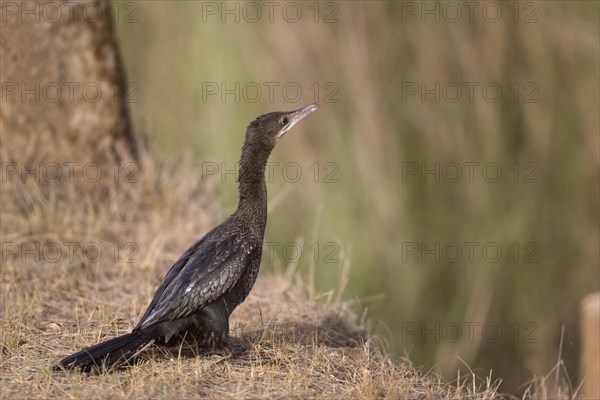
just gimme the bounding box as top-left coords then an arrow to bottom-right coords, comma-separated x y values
0,138 -> 501,399
0,276 -> 501,399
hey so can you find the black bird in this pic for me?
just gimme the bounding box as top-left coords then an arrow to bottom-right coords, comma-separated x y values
56,104 -> 319,372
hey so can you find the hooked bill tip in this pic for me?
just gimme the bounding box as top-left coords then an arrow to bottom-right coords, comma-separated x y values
278,103 -> 319,137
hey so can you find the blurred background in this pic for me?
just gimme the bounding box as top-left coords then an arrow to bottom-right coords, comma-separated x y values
113,1 -> 599,394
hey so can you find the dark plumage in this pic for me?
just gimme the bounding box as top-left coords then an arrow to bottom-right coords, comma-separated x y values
55,104 -> 319,372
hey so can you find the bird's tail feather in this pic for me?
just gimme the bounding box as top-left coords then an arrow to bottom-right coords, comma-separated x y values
54,331 -> 152,372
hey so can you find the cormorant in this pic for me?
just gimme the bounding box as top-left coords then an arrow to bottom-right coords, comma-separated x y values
55,104 -> 319,372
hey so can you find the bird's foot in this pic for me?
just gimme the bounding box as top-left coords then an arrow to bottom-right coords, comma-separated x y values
201,343 -> 231,357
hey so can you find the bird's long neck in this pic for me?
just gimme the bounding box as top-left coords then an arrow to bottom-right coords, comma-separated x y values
236,140 -> 271,228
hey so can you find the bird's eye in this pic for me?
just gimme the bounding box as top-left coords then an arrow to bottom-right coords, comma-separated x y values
282,117 -> 289,125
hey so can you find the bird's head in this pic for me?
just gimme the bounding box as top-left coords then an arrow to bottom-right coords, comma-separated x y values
245,103 -> 319,151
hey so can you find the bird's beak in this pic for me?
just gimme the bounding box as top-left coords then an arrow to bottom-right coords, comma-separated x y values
278,103 -> 319,139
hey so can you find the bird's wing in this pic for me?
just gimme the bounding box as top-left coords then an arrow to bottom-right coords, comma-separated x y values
135,227 -> 255,330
